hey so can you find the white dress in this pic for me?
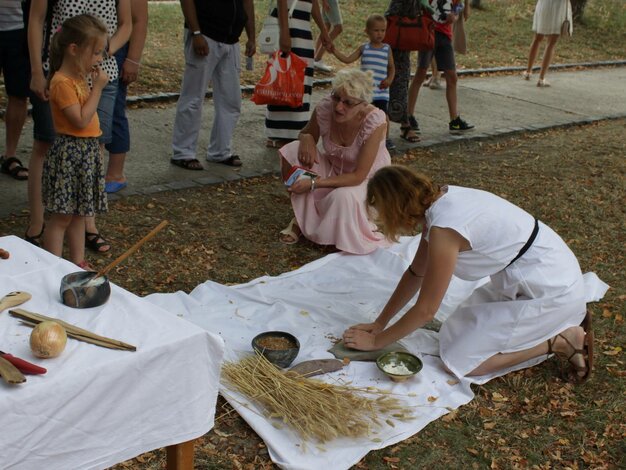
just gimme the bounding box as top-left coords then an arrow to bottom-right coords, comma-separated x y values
533,0 -> 573,35
425,186 -> 586,378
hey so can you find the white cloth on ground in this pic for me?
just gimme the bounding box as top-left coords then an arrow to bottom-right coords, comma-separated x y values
147,235 -> 608,470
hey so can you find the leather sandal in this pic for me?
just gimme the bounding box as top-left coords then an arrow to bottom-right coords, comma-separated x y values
547,314 -> 593,384
400,126 -> 420,143
279,218 -> 300,245
170,158 -> 203,170
25,225 -> 45,248
85,232 -> 111,253
0,156 -> 28,180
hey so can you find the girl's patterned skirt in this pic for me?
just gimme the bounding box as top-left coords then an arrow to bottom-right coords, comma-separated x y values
43,135 -> 107,216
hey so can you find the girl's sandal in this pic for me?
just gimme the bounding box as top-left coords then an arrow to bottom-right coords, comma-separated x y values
25,225 -> 45,248
279,218 -> 301,245
85,232 -> 111,253
400,126 -> 420,143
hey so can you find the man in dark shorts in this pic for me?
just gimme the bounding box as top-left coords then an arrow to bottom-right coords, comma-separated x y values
0,0 -> 30,180
407,0 -> 474,135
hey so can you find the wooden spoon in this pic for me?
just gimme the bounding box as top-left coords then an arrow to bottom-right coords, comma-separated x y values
0,291 -> 32,313
73,220 -> 169,288
95,220 -> 169,279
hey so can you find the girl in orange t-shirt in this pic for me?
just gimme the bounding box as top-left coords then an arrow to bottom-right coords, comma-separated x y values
42,15 -> 109,268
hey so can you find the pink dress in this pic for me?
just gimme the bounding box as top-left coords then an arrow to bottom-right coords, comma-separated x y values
279,97 -> 391,254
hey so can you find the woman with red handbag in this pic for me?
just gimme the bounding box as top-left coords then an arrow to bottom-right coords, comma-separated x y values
386,0 -> 422,143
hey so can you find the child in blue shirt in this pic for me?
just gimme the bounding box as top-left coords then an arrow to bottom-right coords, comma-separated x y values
333,14 -> 397,150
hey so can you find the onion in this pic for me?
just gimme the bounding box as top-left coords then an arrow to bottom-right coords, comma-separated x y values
30,321 -> 67,358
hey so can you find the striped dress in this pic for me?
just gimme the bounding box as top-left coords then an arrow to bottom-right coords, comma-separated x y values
265,0 -> 314,140
361,43 -> 391,102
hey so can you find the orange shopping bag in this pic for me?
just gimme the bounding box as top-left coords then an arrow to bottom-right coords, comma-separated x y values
251,52 -> 307,108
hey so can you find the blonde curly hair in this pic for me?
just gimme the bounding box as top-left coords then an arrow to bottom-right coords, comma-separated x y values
331,68 -> 374,104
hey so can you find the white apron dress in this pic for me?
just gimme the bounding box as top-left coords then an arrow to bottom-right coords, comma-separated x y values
425,186 -> 586,378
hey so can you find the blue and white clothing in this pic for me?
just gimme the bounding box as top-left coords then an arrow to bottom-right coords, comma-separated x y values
361,43 -> 390,102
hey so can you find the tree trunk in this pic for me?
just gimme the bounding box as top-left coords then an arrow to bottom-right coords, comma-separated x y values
570,0 -> 588,22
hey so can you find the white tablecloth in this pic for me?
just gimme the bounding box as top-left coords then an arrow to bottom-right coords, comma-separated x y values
0,236 -> 225,470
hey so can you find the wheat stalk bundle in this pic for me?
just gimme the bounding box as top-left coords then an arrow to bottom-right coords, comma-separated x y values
221,354 -> 413,443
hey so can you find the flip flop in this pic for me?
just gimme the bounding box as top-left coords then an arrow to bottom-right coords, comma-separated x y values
105,181 -> 128,193
279,217 -> 300,245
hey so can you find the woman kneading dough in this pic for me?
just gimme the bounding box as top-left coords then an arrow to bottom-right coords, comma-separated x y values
343,165 -> 592,382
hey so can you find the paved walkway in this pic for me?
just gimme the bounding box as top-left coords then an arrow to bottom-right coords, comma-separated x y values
1,67 -> 625,218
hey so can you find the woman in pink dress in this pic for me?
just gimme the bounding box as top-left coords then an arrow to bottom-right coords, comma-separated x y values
278,68 -> 391,255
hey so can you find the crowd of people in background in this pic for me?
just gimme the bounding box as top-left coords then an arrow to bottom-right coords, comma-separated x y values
0,0 -> 574,262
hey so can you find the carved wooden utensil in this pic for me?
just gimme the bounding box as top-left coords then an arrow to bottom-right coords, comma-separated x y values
0,291 -> 31,313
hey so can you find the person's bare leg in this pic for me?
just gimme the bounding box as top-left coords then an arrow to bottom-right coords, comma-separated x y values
85,144 -> 110,252
315,23 -> 342,61
444,70 -> 459,120
539,34 -> 559,80
26,140 -> 50,238
4,95 -> 28,158
105,152 -> 127,184
408,67 -> 428,117
67,216 -> 86,264
468,326 -> 586,377
43,213 -> 72,257
526,33 -> 544,74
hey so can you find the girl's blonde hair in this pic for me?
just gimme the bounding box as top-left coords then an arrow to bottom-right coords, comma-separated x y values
49,14 -> 108,82
367,165 -> 439,242
332,68 -> 374,103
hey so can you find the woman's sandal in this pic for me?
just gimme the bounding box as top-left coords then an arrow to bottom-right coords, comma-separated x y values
537,78 -> 551,87
0,156 -> 29,180
25,225 -> 45,248
408,115 -> 420,132
547,312 -> 593,384
279,217 -> 301,245
521,71 -> 531,81
400,126 -> 420,143
85,232 -> 111,253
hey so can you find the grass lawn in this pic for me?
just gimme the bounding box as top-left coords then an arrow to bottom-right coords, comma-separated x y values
1,120 -> 622,470
134,0 -> 626,95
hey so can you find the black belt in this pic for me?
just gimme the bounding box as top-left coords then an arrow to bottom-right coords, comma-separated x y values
506,218 -> 539,268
